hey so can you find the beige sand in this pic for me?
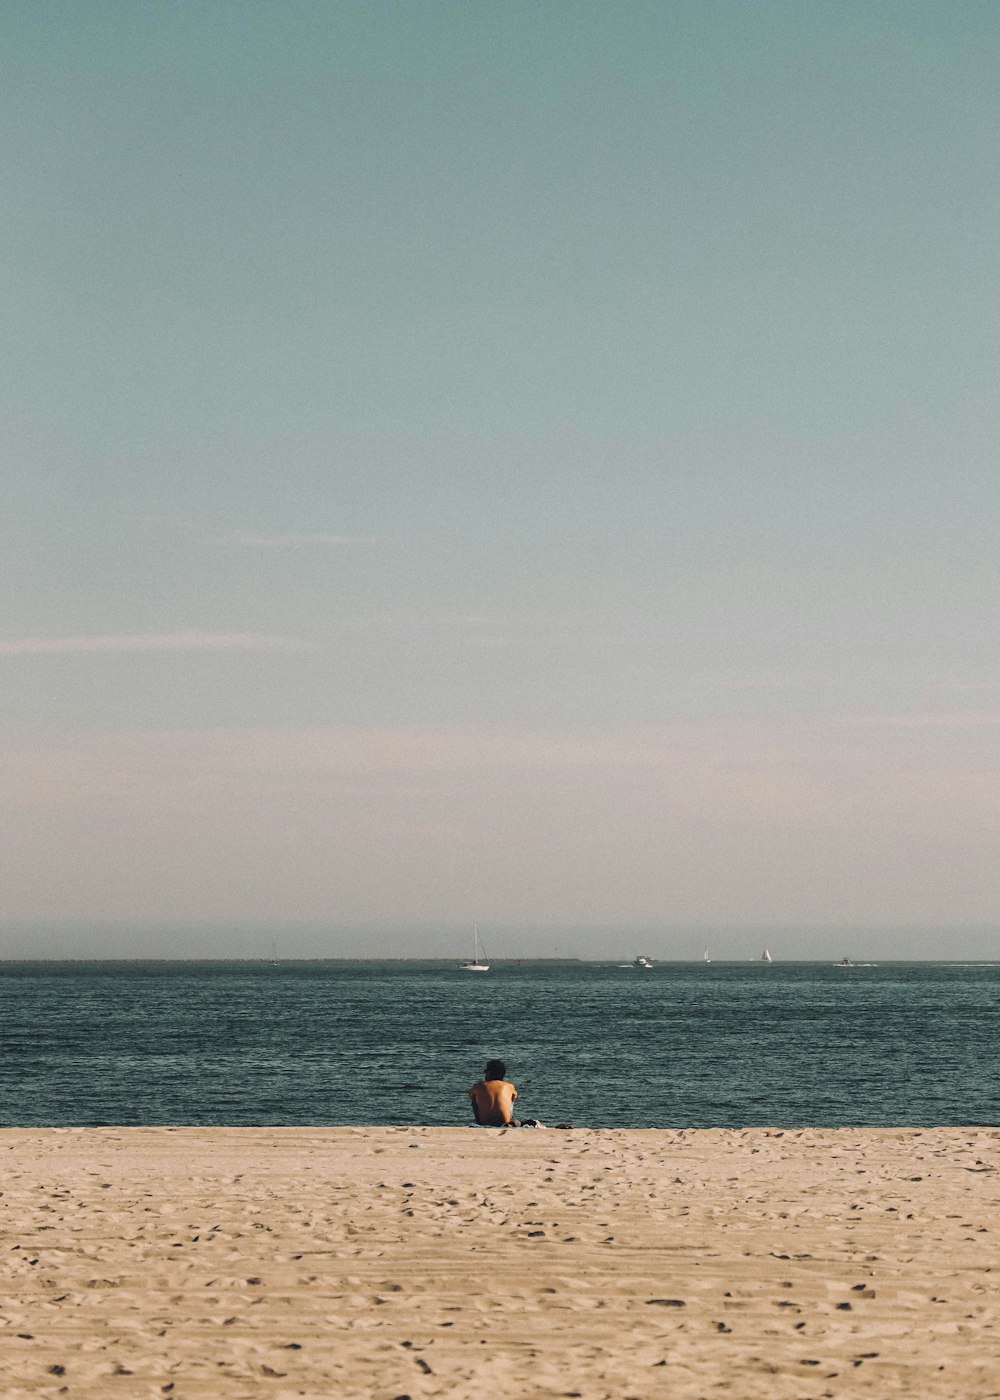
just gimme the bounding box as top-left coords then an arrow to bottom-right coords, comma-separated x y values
1,1126 -> 999,1398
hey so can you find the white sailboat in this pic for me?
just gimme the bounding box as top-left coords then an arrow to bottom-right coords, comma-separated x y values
703,949 -> 711,964
460,924 -> 490,972
760,947 -> 773,963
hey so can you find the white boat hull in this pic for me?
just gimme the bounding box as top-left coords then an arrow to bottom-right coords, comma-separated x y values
459,924 -> 490,972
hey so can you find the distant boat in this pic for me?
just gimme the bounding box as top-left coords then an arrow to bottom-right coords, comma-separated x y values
760,947 -> 773,963
703,949 -> 711,964
460,924 -> 490,973
835,957 -> 855,968
632,955 -> 654,969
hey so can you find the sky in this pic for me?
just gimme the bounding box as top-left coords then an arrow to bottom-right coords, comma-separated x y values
3,1 -> 998,958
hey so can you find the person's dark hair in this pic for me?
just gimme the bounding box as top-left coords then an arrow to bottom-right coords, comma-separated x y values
484,1059 -> 506,1080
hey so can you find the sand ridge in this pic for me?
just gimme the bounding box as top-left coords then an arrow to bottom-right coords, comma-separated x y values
1,1125 -> 999,1397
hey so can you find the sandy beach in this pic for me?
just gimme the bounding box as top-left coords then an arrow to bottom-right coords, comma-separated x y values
2,1125 -> 998,1398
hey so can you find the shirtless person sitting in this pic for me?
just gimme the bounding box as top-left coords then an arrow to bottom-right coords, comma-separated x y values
469,1059 -> 519,1127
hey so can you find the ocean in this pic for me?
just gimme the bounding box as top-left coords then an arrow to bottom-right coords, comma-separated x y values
1,959 -> 997,1129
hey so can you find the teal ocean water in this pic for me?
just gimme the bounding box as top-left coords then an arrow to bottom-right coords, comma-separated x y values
1,960 -> 997,1129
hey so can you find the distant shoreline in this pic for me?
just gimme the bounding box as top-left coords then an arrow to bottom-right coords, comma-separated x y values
1,955 -> 998,965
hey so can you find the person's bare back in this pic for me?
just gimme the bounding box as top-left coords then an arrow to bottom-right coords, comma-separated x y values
469,1058 -> 518,1126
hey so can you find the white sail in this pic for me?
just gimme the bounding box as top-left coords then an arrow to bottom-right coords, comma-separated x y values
460,923 -> 490,972
761,947 -> 773,963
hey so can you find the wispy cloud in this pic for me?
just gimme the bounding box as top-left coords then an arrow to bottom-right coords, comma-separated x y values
0,633 -> 305,656
934,680 -> 1000,694
231,531 -> 384,547
850,711 -> 1000,729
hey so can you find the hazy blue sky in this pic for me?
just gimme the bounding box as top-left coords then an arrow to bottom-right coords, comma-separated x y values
3,1 -> 998,956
